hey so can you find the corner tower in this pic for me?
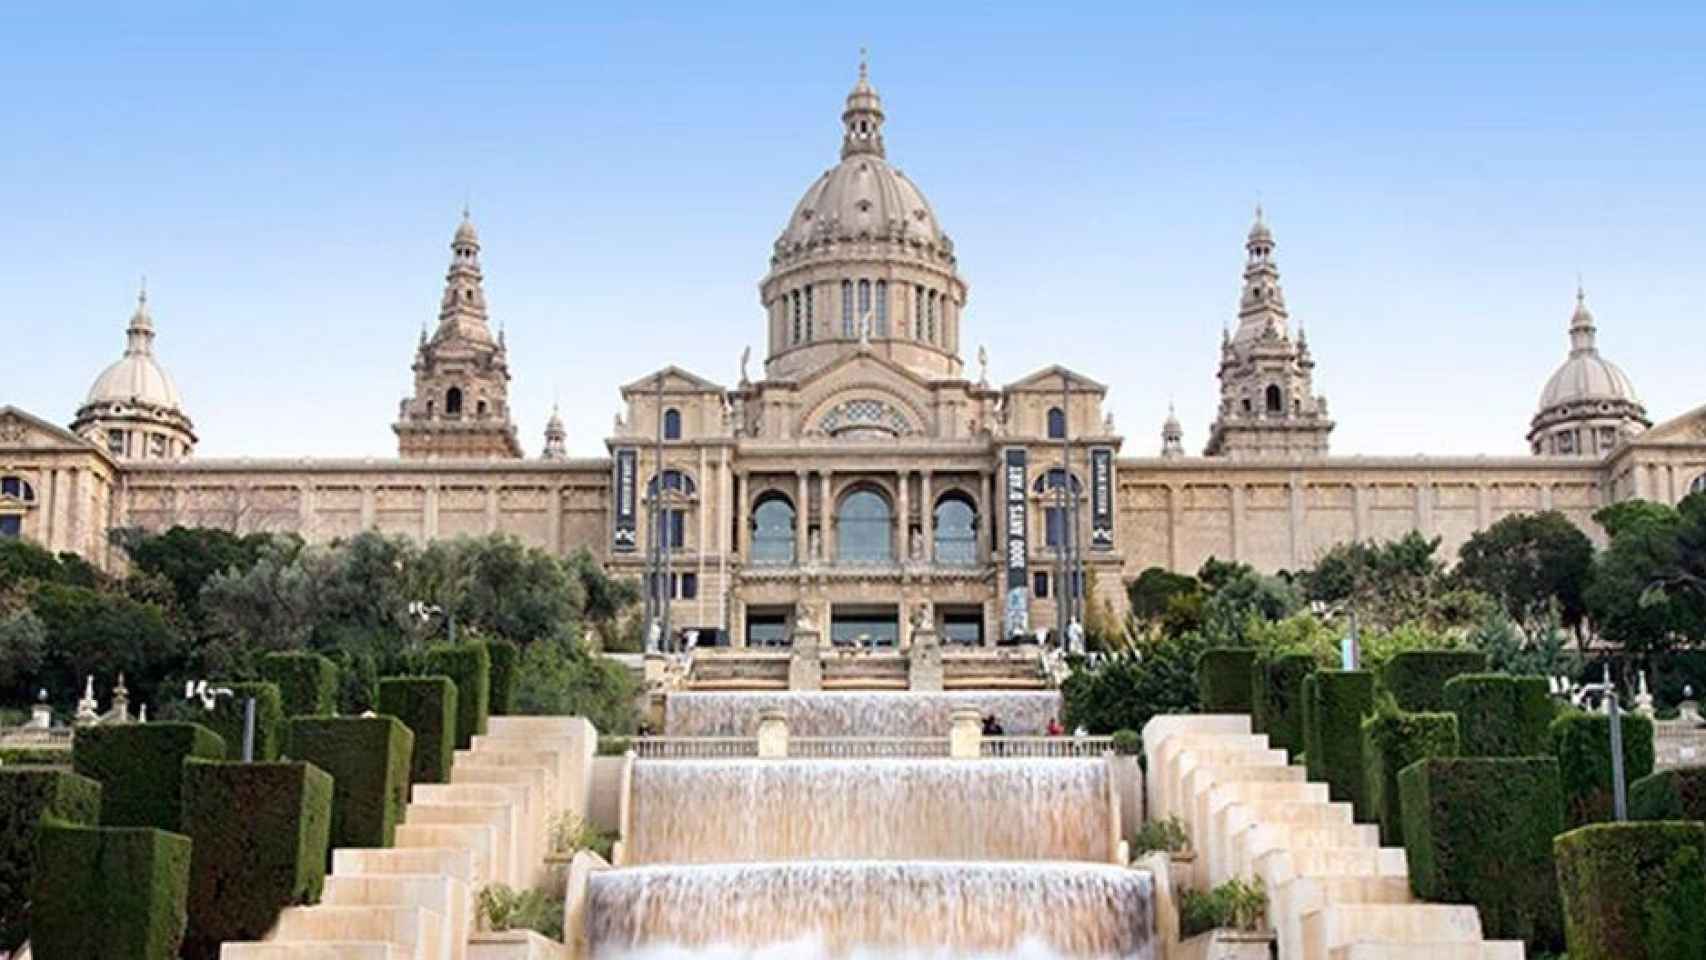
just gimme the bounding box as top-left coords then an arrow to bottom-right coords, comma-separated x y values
394,211 -> 522,460
1205,210 -> 1333,458
1528,286 -> 1648,456
761,58 -> 968,381
72,283 -> 197,460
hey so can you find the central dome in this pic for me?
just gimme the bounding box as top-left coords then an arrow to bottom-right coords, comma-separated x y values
774,156 -> 948,261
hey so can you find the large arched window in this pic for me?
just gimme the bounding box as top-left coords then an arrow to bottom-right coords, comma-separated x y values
875,280 -> 888,336
1265,384 -> 1283,414
842,280 -> 855,337
1034,470 -> 1082,549
647,470 -> 695,551
1047,407 -> 1067,439
1692,473 -> 1706,497
750,495 -> 797,566
663,408 -> 682,440
446,387 -> 463,416
837,489 -> 893,565
857,279 -> 872,334
0,477 -> 36,502
647,470 -> 697,497
933,494 -> 978,566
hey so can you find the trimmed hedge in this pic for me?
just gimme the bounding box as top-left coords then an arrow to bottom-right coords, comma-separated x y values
1551,710 -> 1656,827
202,681 -> 285,761
31,823 -> 192,960
1302,670 -> 1377,817
1555,820 -> 1706,960
180,760 -> 333,960
287,716 -> 414,851
74,723 -> 225,832
1380,650 -> 1488,712
423,643 -> 490,748
1251,653 -> 1317,759
1443,673 -> 1555,757
486,639 -> 519,716
1629,766 -> 1706,821
259,651 -> 340,717
377,676 -> 458,784
0,746 -> 71,766
0,769 -> 102,950
1361,711 -> 1459,846
1400,757 -> 1565,950
1196,647 -> 1257,714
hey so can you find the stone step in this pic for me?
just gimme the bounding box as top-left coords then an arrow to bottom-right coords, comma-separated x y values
1303,904 -> 1484,960
1332,942 -> 1525,960
322,875 -> 470,960
1228,822 -> 1381,886
223,941 -> 402,960
412,783 -> 541,885
394,824 -> 497,889
483,717 -> 585,740
404,803 -> 518,887
450,765 -> 557,826
333,847 -> 476,885
274,906 -> 445,960
1258,846 -> 1410,883
464,741 -> 577,815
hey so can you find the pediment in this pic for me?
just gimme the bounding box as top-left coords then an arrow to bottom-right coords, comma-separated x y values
0,405 -> 104,455
791,353 -> 937,439
1633,404 -> 1706,446
1003,365 -> 1107,395
620,365 -> 726,396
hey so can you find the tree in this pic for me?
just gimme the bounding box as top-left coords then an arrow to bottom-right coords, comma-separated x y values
27,581 -> 186,708
1455,511 -> 1595,633
1585,497 -> 1706,656
1127,567 -> 1201,623
1298,532 -> 1445,629
568,549 -> 639,647
1061,627 -> 1206,734
0,540 -> 72,590
1201,570 -> 1301,644
511,634 -> 640,734
447,535 -> 583,645
114,526 -> 281,624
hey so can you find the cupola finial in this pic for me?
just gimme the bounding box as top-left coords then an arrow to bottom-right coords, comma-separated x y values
841,49 -> 885,159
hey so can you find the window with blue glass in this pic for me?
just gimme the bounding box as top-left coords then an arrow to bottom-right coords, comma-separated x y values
842,280 -> 854,337
0,516 -> 18,538
875,280 -> 888,335
750,496 -> 797,565
647,470 -> 696,497
664,408 -> 682,440
1047,407 -> 1066,439
837,489 -> 892,565
933,495 -> 978,565
0,477 -> 34,501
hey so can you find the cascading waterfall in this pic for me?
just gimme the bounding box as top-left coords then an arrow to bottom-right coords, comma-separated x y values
627,758 -> 1112,865
664,691 -> 1064,737
586,861 -> 1155,960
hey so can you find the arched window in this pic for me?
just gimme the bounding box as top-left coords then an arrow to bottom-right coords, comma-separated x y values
927,290 -> 938,342
837,489 -> 893,565
1265,385 -> 1283,414
842,280 -> 854,337
750,495 -> 797,566
0,477 -> 36,502
476,399 -> 488,417
914,284 -> 924,338
857,280 -> 872,333
804,284 -> 814,340
790,290 -> 802,344
664,408 -> 682,440
1692,473 -> 1706,496
1047,407 -> 1067,439
933,494 -> 978,566
446,387 -> 463,416
1032,469 -> 1083,495
875,280 -> 888,336
647,470 -> 697,497
647,470 -> 695,551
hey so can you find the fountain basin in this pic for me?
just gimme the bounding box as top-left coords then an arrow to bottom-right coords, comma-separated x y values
664,691 -> 1064,738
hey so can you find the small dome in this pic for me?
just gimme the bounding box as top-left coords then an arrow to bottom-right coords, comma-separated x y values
1539,352 -> 1641,409
454,210 -> 479,247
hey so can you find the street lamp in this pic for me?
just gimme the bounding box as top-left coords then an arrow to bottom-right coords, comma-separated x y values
408,600 -> 455,646
1309,600 -> 1361,670
185,680 -> 254,762
1572,665 -> 1630,822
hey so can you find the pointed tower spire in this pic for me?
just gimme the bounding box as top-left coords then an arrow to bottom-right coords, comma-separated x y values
125,277 -> 156,356
841,50 -> 886,159
1569,281 -> 1598,356
1161,401 -> 1184,458
542,399 -> 567,461
436,207 -> 492,343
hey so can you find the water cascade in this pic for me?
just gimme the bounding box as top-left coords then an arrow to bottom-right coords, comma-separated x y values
627,758 -> 1112,864
586,861 -> 1155,960
664,691 -> 1064,737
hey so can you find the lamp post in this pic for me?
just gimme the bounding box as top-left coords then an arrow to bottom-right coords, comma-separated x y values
186,680 -> 253,762
1309,600 -> 1360,670
1574,666 -> 1629,821
408,600 -> 455,646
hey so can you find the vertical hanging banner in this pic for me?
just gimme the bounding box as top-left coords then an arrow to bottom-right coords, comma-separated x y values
1003,448 -> 1029,639
1091,447 -> 1114,550
613,448 -> 638,552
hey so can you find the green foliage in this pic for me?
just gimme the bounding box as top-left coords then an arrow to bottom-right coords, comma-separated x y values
0,746 -> 70,766
1629,767 -> 1706,821
1470,611 -> 1576,678
259,651 -> 340,717
1196,647 -> 1257,713
0,608 -> 47,695
1444,673 -> 1556,757
1128,567 -> 1202,622
1299,532 -> 1445,629
1399,757 -> 1564,950
286,716 -> 413,851
1456,511 -> 1596,631
1244,612 -> 1339,665
567,548 -> 640,647
423,643 -> 490,748
1585,497 -> 1706,656
1201,572 -> 1300,644
115,527 -> 280,626
0,768 -> 101,950
1302,670 -> 1376,816
1062,629 -> 1205,734
1358,622 -> 1465,673
201,681 -> 284,761
427,535 -> 584,646
1550,710 -> 1656,827
0,537 -> 68,585
73,723 -> 225,832
1555,821 -> 1706,960
595,736 -> 631,756
1361,711 -> 1458,846
31,823 -> 192,960
179,760 -> 333,960
25,581 -> 186,713
377,676 -> 457,784
1379,650 -> 1487,711
1251,652 -> 1318,759
475,883 -> 564,940
1110,729 -> 1141,756
546,812 -> 617,861
1178,877 -> 1266,938
485,638 -> 519,716
511,634 -> 641,735
1130,815 -> 1189,859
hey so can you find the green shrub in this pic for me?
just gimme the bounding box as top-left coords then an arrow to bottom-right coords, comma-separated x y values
1302,670 -> 1376,817
1629,766 -> 1706,822
1177,876 -> 1267,938
486,639 -> 519,716
1196,647 -> 1257,713
1111,729 -> 1141,756
423,643 -> 490,748
1380,650 -> 1487,712
286,716 -> 413,851
200,681 -> 285,761
31,823 -> 192,960
476,882 -> 564,940
259,651 -> 340,717
1400,757 -> 1564,950
1361,710 -> 1458,845
595,736 -> 631,756
73,723 -> 225,832
0,747 -> 71,766
0,769 -> 101,950
1443,673 -> 1555,757
546,812 -> 618,861
1252,652 -> 1317,759
1555,821 -> 1706,960
180,760 -> 333,960
377,676 -> 458,784
1130,815 -> 1190,859
1550,710 -> 1656,827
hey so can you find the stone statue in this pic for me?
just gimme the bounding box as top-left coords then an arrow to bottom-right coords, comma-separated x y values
910,528 -> 925,561
977,345 -> 989,385
739,346 -> 751,384
1067,618 -> 1086,655
809,527 -> 822,562
859,313 -> 872,348
646,618 -> 662,653
794,605 -> 818,635
910,600 -> 934,632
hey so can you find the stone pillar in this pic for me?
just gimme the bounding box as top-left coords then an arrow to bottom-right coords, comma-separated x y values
909,625 -> 944,691
756,708 -> 789,758
819,470 -> 833,562
921,470 -> 935,564
734,471 -> 749,559
897,469 -> 911,563
795,470 -> 809,565
949,708 -> 983,759
789,622 -> 822,691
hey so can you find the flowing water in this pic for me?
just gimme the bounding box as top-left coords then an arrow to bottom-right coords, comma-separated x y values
627,758 -> 1112,864
663,691 -> 1064,737
586,861 -> 1155,960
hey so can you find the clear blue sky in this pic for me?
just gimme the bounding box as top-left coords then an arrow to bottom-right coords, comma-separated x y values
4,3 -> 1702,458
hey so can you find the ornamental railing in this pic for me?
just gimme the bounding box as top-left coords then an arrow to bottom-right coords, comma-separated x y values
982,736 -> 1114,758
0,726 -> 74,749
629,737 -> 759,759
790,737 -> 951,758
624,734 -> 1113,760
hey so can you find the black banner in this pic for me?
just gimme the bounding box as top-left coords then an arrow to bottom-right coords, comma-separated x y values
1091,447 -> 1114,550
613,448 -> 637,552
1003,448 -> 1030,638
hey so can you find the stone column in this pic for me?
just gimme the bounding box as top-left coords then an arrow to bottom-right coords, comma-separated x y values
897,469 -> 911,563
949,709 -> 983,759
921,470 -> 935,564
734,471 -> 749,560
820,470 -> 833,562
795,470 -> 809,565
909,621 -> 943,691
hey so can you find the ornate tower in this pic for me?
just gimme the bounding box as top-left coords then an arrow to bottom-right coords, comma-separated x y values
541,403 -> 567,460
394,211 -> 522,460
1204,210 -> 1333,458
1528,286 -> 1648,457
1161,403 -> 1184,458
72,283 -> 196,460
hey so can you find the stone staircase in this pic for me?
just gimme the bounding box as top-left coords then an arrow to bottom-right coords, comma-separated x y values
223,716 -> 595,960
1143,715 -> 1525,960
